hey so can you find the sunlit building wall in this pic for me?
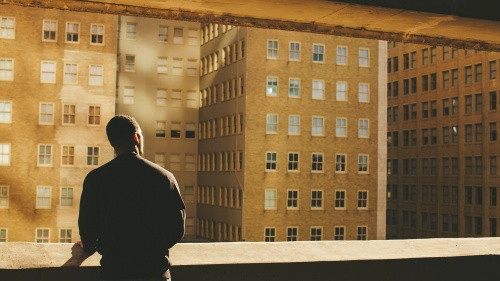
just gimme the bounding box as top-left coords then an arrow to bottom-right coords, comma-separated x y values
386,43 -> 500,239
197,25 -> 387,242
0,6 -> 117,242
115,16 -> 200,240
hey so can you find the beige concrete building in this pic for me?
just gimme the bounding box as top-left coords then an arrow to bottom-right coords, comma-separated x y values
115,16 -> 200,240
197,24 -> 387,241
0,6 -> 117,242
386,42 -> 500,239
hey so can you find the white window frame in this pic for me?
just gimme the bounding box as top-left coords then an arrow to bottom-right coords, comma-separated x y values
125,22 -> 137,39
36,186 -> 52,209
335,153 -> 347,173
156,89 -> 167,106
59,228 -> 73,243
87,105 -> 101,126
312,44 -> 325,63
335,190 -> 346,210
312,116 -> 324,136
0,143 -> 10,166
0,16 -> 15,39
287,189 -> 299,210
0,58 -> 14,81
0,101 -> 12,123
123,87 -> 135,104
310,226 -> 322,241
336,81 -> 348,101
35,228 -> 50,243
359,48 -> 370,67
42,20 -> 57,42
337,46 -> 348,65
65,22 -> 80,43
62,104 -> 76,125
0,228 -> 7,242
288,152 -> 299,172
358,119 -> 369,138
267,39 -> 278,59
60,187 -> 74,207
266,114 -> 278,134
266,151 -> 277,171
61,145 -> 75,166
286,226 -> 298,241
86,146 -> 100,166
158,25 -> 168,42
40,61 -> 56,84
358,154 -> 369,173
88,65 -> 103,86
357,190 -> 369,209
311,189 -> 323,210
289,78 -> 300,98
173,27 -> 184,44
39,103 -> 54,125
311,152 -> 324,173
336,117 -> 347,137
63,63 -> 78,84
264,227 -> 276,242
124,55 -> 135,73
267,76 -> 278,96
312,79 -> 324,100
90,23 -> 105,45
288,115 -> 300,135
357,226 -> 368,240
358,83 -> 370,102
334,226 -> 346,240
0,185 -> 9,209
289,41 -> 300,61
157,57 -> 168,73
264,189 -> 277,210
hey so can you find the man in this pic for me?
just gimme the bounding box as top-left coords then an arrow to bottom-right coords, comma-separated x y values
78,115 -> 186,281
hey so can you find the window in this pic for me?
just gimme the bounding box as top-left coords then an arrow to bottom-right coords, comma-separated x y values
122,87 -> 135,104
266,76 -> 278,96
266,152 -> 277,171
335,190 -> 346,209
403,53 -> 409,69
125,22 -> 137,39
61,145 -> 74,166
187,59 -> 198,76
187,28 -> 198,45
60,187 -> 73,207
335,154 -> 346,173
88,105 -> 101,125
158,25 -> 168,42
65,22 -> 79,43
422,48 -> 428,65
489,60 -> 497,80
173,27 -> 183,44
267,40 -> 278,59
358,154 -> 368,173
336,118 -> 347,137
0,16 -> 15,39
0,144 -> 10,166
476,123 -> 483,142
38,103 -> 54,125
490,91 -> 497,111
0,58 -> 13,81
169,153 -> 180,171
156,121 -> 166,137
358,119 -> 369,138
124,55 -> 135,72
465,66 -> 472,85
422,75 -> 428,92
312,116 -> 324,136
89,65 -> 103,85
157,57 -> 168,73
289,42 -> 300,61
289,78 -> 300,97
312,79 -> 324,99
310,227 -> 322,241
87,146 -> 99,166
288,152 -> 299,171
90,24 -> 104,45
442,70 -> 449,88
311,153 -> 323,172
311,190 -> 323,209
359,83 -> 369,102
36,186 -> 51,208
38,144 -> 53,166
393,81 -> 399,96
287,227 -> 298,241
41,61 -> 56,83
288,115 -> 300,135
42,20 -> 57,41
0,228 -> 5,242
334,226 -> 345,240
0,185 -> 8,208
266,114 -> 278,134
387,58 -> 392,73
186,123 -> 195,139
265,189 -> 277,209
403,79 -> 409,95
337,46 -> 347,65
287,190 -> 298,209
185,154 -> 195,171
36,228 -> 50,243
154,153 -> 165,168
171,90 -> 182,107
411,103 -> 417,119
170,122 -> 181,138
62,63 -> 78,84
430,47 -> 436,64
410,51 -> 417,68
490,122 -> 497,141
475,63 -> 483,83
59,229 -> 72,243
451,68 -> 459,87
264,227 -> 276,242
359,48 -> 369,66
336,81 -> 347,101
357,226 -> 367,240
410,77 -> 417,94
430,73 -> 437,90
358,190 -> 368,209
313,44 -> 325,62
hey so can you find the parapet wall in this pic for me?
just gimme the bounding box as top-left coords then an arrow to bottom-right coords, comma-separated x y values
1,238 -> 500,281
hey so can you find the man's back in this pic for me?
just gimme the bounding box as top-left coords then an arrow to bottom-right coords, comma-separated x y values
79,152 -> 185,280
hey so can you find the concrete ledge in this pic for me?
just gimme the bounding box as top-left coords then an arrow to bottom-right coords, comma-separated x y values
1,238 -> 500,280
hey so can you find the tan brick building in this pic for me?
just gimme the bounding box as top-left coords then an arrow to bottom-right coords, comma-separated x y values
386,42 -> 500,238
0,6 -> 117,243
197,25 -> 387,241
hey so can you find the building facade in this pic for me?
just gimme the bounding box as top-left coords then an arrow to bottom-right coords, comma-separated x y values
115,16 -> 200,240
386,42 -> 500,239
0,6 -> 117,242
197,24 -> 387,242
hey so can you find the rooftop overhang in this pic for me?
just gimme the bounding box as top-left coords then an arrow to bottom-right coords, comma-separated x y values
3,0 -> 500,52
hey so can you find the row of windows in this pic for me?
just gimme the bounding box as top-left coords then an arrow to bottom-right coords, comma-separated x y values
153,153 -> 196,172
266,77 -> 370,102
200,24 -> 234,45
200,40 -> 245,75
387,156 -> 499,176
263,152 -> 369,174
122,55 -> 198,76
200,76 -> 245,107
388,92 -> 500,124
197,186 -> 242,208
387,210 -> 496,237
197,219 -> 241,242
0,59 -> 105,84
387,64 -> 497,98
0,16 -> 106,45
266,39 -> 370,67
123,22 -> 198,45
0,102 -> 101,126
0,144 -> 99,167
155,121 -> 196,139
388,123 -> 500,148
263,226 -> 368,242
0,185 -> 74,209
198,151 -> 244,172
121,87 -> 198,108
0,228 -> 73,243
266,114 -> 369,138
199,114 -> 244,139
264,189 -> 369,211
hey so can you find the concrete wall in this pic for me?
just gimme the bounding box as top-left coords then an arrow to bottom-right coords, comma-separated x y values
1,238 -> 500,281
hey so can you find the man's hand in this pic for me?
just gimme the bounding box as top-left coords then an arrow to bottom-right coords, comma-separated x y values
76,240 -> 84,248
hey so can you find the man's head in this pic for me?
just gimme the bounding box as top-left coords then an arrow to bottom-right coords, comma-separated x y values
106,115 -> 144,155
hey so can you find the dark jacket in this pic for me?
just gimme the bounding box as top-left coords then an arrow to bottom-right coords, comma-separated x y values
79,152 -> 186,280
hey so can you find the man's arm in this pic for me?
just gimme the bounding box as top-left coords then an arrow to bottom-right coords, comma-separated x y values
165,178 -> 186,249
78,173 -> 100,253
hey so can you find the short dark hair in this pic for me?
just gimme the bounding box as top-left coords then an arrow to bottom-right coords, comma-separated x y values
106,115 -> 140,149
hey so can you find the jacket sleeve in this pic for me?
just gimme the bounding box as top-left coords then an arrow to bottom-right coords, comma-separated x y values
165,176 -> 186,250
78,172 -> 100,253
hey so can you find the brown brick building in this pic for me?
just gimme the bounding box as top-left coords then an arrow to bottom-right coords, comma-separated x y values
386,42 -> 500,238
